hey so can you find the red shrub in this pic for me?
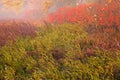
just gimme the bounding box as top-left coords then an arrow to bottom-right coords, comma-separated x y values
46,1 -> 120,27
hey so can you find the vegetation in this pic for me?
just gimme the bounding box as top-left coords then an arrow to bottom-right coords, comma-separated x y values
0,0 -> 120,80
0,23 -> 120,80
46,0 -> 120,27
0,21 -> 37,46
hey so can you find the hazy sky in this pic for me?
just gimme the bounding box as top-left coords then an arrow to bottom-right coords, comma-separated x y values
0,0 -> 82,20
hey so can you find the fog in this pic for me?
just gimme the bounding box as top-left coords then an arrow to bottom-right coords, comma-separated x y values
0,0 -> 98,20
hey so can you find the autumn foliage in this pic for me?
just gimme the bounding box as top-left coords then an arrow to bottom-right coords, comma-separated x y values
0,1 -> 120,80
45,0 -> 120,52
0,21 -> 37,46
46,0 -> 120,27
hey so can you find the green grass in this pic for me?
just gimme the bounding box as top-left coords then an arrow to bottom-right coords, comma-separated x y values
0,23 -> 120,80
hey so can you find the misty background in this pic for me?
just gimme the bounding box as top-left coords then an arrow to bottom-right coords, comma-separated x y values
0,0 -> 100,20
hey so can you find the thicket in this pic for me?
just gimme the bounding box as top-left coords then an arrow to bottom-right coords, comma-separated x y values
0,24 -> 120,80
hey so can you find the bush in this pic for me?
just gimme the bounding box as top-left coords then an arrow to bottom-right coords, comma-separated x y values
0,23 -> 120,80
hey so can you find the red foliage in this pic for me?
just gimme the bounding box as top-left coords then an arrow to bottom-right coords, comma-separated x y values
0,21 -> 37,46
46,1 -> 120,27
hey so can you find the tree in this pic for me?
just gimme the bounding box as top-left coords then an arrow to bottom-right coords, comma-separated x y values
1,0 -> 24,14
42,0 -> 79,13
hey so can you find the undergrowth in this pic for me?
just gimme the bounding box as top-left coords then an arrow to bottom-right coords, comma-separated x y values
0,23 -> 120,80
